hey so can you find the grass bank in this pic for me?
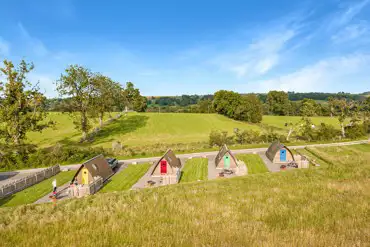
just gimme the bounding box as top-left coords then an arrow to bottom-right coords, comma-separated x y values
0,145 -> 369,246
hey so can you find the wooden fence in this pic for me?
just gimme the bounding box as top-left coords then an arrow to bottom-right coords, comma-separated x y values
0,165 -> 60,198
68,176 -> 104,198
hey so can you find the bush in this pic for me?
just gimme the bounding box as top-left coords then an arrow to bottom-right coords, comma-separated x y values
234,129 -> 260,144
345,124 -> 366,139
316,123 -> 340,141
363,120 -> 370,134
209,130 -> 233,147
298,118 -> 317,141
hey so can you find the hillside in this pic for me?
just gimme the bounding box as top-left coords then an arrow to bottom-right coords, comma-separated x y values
28,113 -> 262,148
28,112 -> 345,149
0,144 -> 369,246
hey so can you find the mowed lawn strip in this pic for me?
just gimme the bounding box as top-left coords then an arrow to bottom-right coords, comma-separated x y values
0,170 -> 75,207
100,163 -> 151,192
180,158 -> 208,182
236,154 -> 269,174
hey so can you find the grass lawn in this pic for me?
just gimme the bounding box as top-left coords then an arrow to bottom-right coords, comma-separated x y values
99,163 -> 151,192
0,171 -> 75,207
27,112 -> 120,148
236,154 -> 269,174
0,144 -> 369,246
28,112 -> 263,148
28,113 -> 357,150
180,158 -> 208,182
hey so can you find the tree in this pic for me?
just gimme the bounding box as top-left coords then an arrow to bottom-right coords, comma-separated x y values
213,90 -> 242,118
300,98 -> 318,117
56,65 -> 94,140
121,82 -> 146,112
0,60 -> 50,145
234,94 -> 263,123
197,99 -> 213,113
297,117 -> 316,141
331,98 -> 355,138
266,91 -> 290,115
328,97 -> 335,117
133,96 -> 147,112
91,74 -> 119,126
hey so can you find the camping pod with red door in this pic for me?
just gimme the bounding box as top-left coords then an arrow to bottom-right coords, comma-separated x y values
150,149 -> 181,177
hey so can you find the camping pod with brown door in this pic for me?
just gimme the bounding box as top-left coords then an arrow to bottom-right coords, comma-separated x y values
71,154 -> 114,185
151,149 -> 181,177
215,144 -> 238,169
265,141 -> 295,164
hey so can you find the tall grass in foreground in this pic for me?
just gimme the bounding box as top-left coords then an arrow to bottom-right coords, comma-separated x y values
0,171 -> 75,207
100,163 -> 151,192
236,154 -> 269,174
180,158 -> 208,182
0,145 -> 369,246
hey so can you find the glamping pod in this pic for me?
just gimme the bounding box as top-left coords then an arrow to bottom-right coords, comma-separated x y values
266,141 -> 295,164
69,154 -> 114,197
215,144 -> 238,170
150,149 -> 181,185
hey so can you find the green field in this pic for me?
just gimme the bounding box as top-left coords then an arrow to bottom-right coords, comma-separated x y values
180,158 -> 208,182
28,113 -> 262,148
0,144 -> 369,246
28,112 -> 351,149
99,163 -> 151,192
27,112 -> 120,147
236,154 -> 269,174
261,115 -> 345,131
0,171 -> 75,207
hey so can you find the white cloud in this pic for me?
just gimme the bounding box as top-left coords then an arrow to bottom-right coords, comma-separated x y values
328,0 -> 370,44
331,22 -> 369,43
337,0 -> 370,26
255,53 -> 370,92
18,22 -> 48,56
28,72 -> 57,97
213,29 -> 297,78
0,37 -> 10,56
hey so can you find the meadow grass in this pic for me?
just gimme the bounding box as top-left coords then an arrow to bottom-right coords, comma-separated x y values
27,112 -> 120,147
261,115 -> 347,131
236,154 -> 269,174
99,163 -> 151,192
0,145 -> 368,246
0,171 -> 75,207
180,158 -> 208,182
28,113 -> 261,148
28,113 -> 358,150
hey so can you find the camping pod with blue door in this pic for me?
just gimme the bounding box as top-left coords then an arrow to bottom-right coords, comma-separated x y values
265,141 -> 295,164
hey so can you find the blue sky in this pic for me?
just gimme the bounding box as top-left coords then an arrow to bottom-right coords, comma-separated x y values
0,0 -> 370,97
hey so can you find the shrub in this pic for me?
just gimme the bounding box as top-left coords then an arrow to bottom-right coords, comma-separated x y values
209,130 -> 233,147
316,123 -> 340,141
260,128 -> 281,143
345,124 -> 366,139
234,129 -> 260,144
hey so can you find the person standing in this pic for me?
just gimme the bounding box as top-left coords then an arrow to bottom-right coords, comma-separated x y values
52,179 -> 57,195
